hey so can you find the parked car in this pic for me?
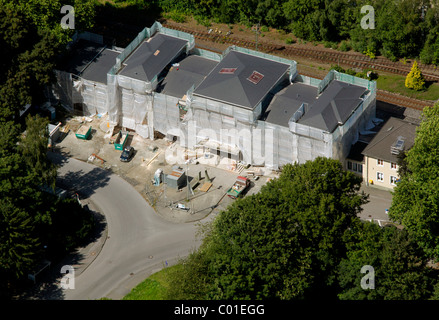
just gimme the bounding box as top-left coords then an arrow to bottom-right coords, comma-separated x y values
120,146 -> 134,162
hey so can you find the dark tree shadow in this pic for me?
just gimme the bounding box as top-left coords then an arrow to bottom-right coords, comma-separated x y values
376,100 -> 406,121
47,152 -> 111,199
56,166 -> 111,199
91,2 -> 163,48
16,206 -> 107,300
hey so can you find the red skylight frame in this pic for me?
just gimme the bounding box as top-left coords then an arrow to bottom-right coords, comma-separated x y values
219,68 -> 237,74
247,71 -> 264,84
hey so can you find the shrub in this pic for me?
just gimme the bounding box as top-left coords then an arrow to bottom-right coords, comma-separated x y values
405,60 -> 426,91
168,10 -> 187,23
363,48 -> 376,59
339,40 -> 351,52
195,15 -> 211,27
345,68 -> 357,76
330,64 -> 345,73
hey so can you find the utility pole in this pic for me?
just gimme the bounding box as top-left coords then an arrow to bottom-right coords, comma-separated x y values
186,160 -> 194,201
252,21 -> 261,51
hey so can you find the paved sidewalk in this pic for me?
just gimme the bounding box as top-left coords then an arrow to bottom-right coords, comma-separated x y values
63,198 -> 108,277
359,183 -> 395,224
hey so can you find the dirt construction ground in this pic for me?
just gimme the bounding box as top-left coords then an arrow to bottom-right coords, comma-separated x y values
50,109 -> 399,228
52,113 -> 278,223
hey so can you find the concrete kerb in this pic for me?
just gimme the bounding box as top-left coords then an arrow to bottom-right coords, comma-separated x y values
64,158 -> 399,278
73,198 -> 108,277
55,196 -> 108,278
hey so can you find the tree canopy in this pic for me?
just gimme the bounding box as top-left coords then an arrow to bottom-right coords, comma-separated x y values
155,0 -> 439,64
0,0 -> 96,122
166,158 -> 439,300
390,103 -> 439,260
338,222 -> 437,300
168,158 -> 363,299
0,0 -> 96,297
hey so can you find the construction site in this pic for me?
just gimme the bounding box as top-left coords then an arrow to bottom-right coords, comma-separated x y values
47,21 -> 378,221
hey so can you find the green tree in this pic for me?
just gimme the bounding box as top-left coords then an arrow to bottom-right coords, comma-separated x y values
166,249 -> 211,300
168,158 -> 367,299
0,199 -> 39,280
389,103 -> 439,259
420,6 -> 439,66
405,60 -> 426,91
18,115 -> 57,189
0,0 -> 96,123
338,222 -> 438,300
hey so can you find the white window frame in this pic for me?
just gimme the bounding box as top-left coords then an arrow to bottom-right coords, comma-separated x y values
377,159 -> 384,166
390,175 -> 398,185
377,172 -> 384,182
391,162 -> 398,170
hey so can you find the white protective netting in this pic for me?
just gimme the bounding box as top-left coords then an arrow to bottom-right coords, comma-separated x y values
287,71 -> 377,165
105,21 -> 195,136
51,70 -> 109,116
153,92 -> 180,135
79,79 -> 108,115
294,74 -> 321,87
190,48 -> 222,62
51,70 -> 73,109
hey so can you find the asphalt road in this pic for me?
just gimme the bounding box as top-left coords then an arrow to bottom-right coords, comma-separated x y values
48,153 -> 201,300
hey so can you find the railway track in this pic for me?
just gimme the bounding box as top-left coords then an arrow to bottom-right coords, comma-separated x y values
376,89 -> 435,111
164,22 -> 439,82
164,23 -> 437,111
92,19 -> 437,110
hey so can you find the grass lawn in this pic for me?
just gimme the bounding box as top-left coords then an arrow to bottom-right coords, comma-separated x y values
123,264 -> 181,300
377,74 -> 439,101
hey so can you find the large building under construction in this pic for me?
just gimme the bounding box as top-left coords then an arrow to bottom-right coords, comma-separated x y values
52,22 -> 377,170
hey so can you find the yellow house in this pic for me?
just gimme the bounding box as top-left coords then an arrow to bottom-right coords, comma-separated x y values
361,117 -> 417,190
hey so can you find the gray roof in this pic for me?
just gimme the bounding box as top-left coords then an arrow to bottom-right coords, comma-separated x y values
64,40 -> 119,84
362,117 -> 417,163
193,50 -> 290,110
119,33 -> 188,82
158,55 -> 218,98
265,82 -> 318,127
298,80 -> 368,132
81,48 -> 120,84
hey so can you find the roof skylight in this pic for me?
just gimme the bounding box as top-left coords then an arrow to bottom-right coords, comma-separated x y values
247,71 -> 264,84
219,68 -> 237,74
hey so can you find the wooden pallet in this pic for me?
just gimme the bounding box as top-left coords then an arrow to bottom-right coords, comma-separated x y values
198,182 -> 213,192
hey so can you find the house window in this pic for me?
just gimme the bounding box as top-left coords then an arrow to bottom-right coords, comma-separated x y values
391,162 -> 398,170
348,161 -> 363,174
390,176 -> 398,185
377,172 -> 384,182
377,159 -> 384,166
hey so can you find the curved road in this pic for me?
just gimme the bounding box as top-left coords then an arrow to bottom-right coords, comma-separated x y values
49,153 -> 201,300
